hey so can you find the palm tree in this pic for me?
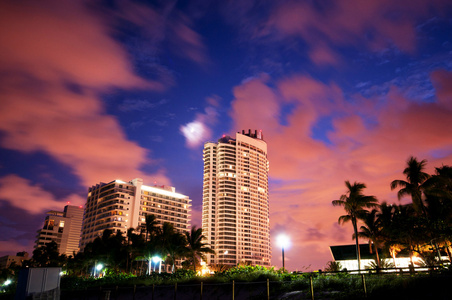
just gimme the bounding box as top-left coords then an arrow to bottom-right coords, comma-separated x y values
145,214 -> 159,242
184,226 -> 215,273
423,165 -> 452,262
156,222 -> 187,272
390,156 -> 430,215
324,261 -> 342,272
166,231 -> 188,272
390,204 -> 421,267
376,202 -> 400,267
332,181 -> 378,272
356,209 -> 381,268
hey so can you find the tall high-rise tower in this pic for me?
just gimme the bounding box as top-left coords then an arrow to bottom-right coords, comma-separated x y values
202,130 -> 271,267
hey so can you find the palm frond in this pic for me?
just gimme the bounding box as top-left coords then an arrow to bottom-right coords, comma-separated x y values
338,215 -> 351,224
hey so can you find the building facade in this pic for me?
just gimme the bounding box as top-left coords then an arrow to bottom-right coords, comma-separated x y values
202,130 -> 271,267
0,252 -> 29,269
80,178 -> 191,250
35,205 -> 84,257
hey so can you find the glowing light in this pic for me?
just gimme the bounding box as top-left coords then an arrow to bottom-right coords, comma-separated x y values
141,185 -> 187,199
96,264 -> 103,271
4,279 -> 11,286
277,234 -> 290,270
277,234 -> 290,249
412,256 -> 422,263
152,256 -> 161,263
180,120 -> 207,147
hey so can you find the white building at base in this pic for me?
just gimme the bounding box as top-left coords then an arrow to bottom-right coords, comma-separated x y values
80,178 -> 191,250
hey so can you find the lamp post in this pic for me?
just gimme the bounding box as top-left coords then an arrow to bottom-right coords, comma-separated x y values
277,234 -> 290,270
152,256 -> 162,274
95,263 -> 103,277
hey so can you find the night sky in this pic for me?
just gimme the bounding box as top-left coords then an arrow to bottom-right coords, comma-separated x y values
1,0 -> 452,271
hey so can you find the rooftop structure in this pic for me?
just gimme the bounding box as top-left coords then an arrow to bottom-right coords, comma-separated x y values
0,252 -> 29,269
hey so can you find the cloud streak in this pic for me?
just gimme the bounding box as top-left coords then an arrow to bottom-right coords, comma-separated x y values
0,175 -> 85,215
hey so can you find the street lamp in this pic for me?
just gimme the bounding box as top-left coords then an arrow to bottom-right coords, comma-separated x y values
277,234 -> 290,270
152,256 -> 162,273
95,263 -> 103,277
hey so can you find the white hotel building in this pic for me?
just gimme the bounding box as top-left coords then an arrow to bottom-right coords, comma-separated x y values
202,130 -> 271,267
80,178 -> 191,250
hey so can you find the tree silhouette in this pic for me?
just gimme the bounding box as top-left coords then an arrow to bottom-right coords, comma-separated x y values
355,209 -> 382,268
332,181 -> 378,271
32,241 -> 66,267
184,226 -> 215,273
391,156 -> 430,215
156,222 -> 187,272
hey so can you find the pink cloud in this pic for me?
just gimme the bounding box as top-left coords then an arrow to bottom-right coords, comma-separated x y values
0,175 -> 85,215
0,240 -> 34,257
0,1 -> 170,187
230,75 -> 281,132
114,1 -> 208,66
308,44 -> 342,66
170,13 -> 209,65
230,70 -> 452,270
0,79 -> 169,187
431,69 -> 452,110
263,0 -> 450,65
0,1 -> 162,90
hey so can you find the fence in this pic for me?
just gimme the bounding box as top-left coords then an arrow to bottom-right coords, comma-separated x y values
58,266 -> 450,300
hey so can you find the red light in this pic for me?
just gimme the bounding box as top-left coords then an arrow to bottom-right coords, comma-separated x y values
222,134 -> 226,137
67,201 -> 70,204
79,206 -> 83,208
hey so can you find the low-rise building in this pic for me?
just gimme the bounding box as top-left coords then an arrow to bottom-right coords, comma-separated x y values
35,205 -> 84,257
0,252 -> 29,269
329,244 -> 448,271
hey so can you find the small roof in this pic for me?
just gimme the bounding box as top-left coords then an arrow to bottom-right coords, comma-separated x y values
330,244 -> 410,260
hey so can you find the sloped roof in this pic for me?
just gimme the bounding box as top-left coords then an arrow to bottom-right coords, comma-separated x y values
329,244 -> 383,260
330,244 -> 411,260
